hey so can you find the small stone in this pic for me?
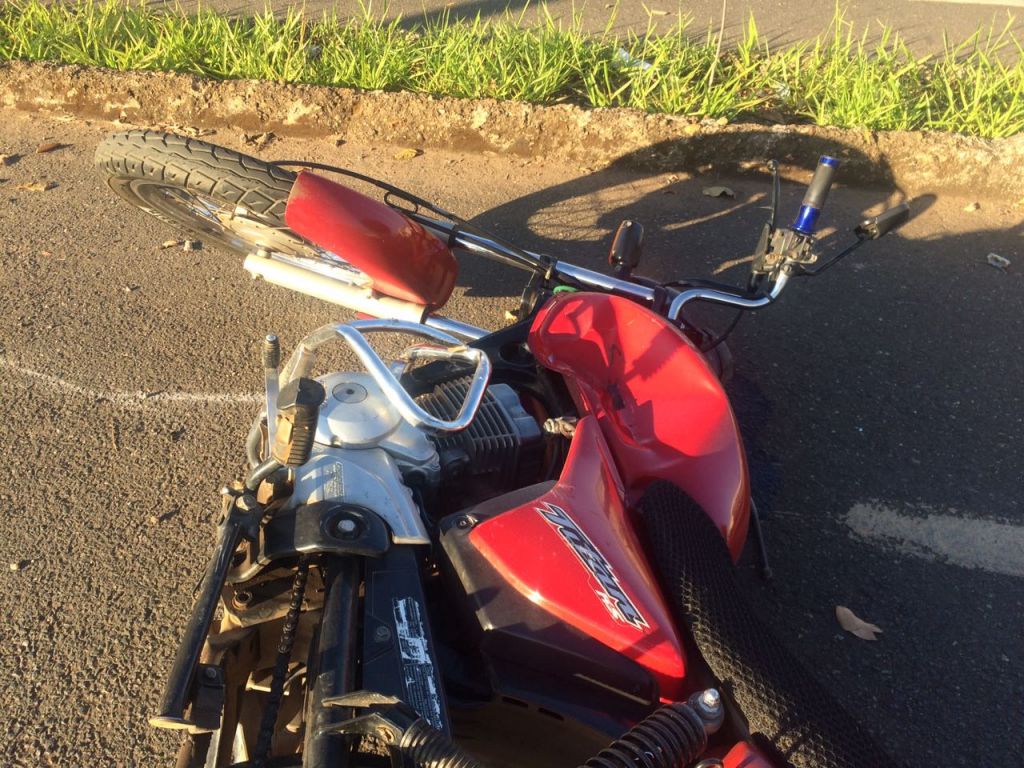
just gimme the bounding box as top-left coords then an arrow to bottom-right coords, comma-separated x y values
963,201 -> 980,212
9,561 -> 21,571
148,515 -> 159,525
703,186 -> 736,199
17,181 -> 57,192
36,142 -> 63,154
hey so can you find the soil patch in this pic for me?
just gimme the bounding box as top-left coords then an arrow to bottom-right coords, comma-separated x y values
2,60 -> 1022,198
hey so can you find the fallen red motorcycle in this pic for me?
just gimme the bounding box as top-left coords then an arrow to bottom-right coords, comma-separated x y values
96,131 -> 909,768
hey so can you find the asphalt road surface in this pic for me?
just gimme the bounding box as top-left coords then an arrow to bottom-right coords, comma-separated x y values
1,110 -> 1022,766
155,0 -> 1024,52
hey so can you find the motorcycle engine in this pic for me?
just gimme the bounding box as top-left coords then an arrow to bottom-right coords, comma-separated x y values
281,371 -> 543,542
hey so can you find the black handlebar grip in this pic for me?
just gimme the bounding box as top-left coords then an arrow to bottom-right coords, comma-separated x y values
793,156 -> 839,235
855,202 -> 910,240
272,377 -> 325,467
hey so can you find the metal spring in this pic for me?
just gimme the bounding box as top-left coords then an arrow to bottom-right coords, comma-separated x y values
252,557 -> 310,765
581,702 -> 709,768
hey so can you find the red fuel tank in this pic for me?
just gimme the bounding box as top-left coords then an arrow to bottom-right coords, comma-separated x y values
528,292 -> 750,560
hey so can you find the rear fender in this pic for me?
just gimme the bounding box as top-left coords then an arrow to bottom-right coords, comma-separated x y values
284,171 -> 458,308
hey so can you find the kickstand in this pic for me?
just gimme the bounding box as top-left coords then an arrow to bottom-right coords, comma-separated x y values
748,498 -> 773,581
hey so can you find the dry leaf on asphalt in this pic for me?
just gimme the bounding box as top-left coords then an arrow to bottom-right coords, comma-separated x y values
17,181 -> 56,192
242,131 -> 275,150
650,9 -> 670,15
703,186 -> 735,199
162,124 -> 215,138
835,605 -> 883,640
394,148 -> 422,160
987,253 -> 1010,270
36,142 -> 64,154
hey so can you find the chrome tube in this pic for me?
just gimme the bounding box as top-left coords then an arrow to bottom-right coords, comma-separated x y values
280,319 -> 492,433
243,253 -> 427,323
263,334 -> 280,452
424,315 -> 488,341
668,272 -> 791,320
551,261 -> 657,304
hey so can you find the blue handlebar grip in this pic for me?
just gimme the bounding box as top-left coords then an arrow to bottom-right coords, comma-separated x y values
793,156 -> 839,235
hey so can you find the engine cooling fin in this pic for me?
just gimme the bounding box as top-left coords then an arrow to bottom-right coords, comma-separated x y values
416,377 -> 541,489
639,480 -> 899,768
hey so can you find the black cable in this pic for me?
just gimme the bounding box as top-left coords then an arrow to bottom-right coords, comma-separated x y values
271,160 -> 463,223
699,309 -> 743,353
273,159 -> 549,275
663,279 -> 751,352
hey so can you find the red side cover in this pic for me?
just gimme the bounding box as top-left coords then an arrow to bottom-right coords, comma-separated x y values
284,171 -> 458,308
470,416 -> 687,699
723,742 -> 775,768
528,292 -> 750,560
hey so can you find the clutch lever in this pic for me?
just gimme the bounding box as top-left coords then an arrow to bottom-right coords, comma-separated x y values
789,202 -> 911,277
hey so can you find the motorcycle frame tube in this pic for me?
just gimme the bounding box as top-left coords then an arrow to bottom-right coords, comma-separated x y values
424,315 -> 488,341
304,556 -> 361,767
278,319 -> 492,433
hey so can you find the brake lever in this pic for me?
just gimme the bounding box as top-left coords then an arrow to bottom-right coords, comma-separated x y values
751,161 -> 781,275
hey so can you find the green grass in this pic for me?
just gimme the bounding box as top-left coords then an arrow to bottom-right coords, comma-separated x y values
1,0 -> 1022,138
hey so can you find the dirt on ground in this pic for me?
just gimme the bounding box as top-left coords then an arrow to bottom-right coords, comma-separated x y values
3,61 -> 1024,200
0,108 -> 1022,767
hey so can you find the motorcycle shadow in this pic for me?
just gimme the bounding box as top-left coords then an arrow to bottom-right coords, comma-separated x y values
458,129 -> 1024,768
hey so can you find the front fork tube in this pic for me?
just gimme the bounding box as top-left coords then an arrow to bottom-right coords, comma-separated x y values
303,556 -> 362,767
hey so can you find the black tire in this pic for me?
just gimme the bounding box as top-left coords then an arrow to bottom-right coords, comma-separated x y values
640,481 -> 899,768
95,130 -> 319,260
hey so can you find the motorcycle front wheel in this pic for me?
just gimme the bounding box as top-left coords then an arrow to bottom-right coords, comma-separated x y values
95,131 -> 329,262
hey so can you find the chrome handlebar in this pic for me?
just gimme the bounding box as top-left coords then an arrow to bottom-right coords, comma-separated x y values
413,213 -> 792,325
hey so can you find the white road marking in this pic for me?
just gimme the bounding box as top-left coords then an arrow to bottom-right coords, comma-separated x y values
0,358 -> 262,409
846,503 -> 1024,578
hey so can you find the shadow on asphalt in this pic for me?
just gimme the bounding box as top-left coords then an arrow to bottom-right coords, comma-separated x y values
457,133 -> 1023,768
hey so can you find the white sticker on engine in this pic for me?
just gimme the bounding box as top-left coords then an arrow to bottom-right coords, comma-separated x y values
322,461 -> 344,500
392,596 -> 444,730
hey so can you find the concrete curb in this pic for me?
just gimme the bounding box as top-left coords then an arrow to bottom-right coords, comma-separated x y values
2,60 -> 1021,197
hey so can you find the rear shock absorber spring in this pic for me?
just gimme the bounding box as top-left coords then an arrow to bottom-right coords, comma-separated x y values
580,700 -> 713,768
252,557 -> 310,765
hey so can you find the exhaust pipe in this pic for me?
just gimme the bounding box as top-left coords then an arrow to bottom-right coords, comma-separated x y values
244,253 -> 427,323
